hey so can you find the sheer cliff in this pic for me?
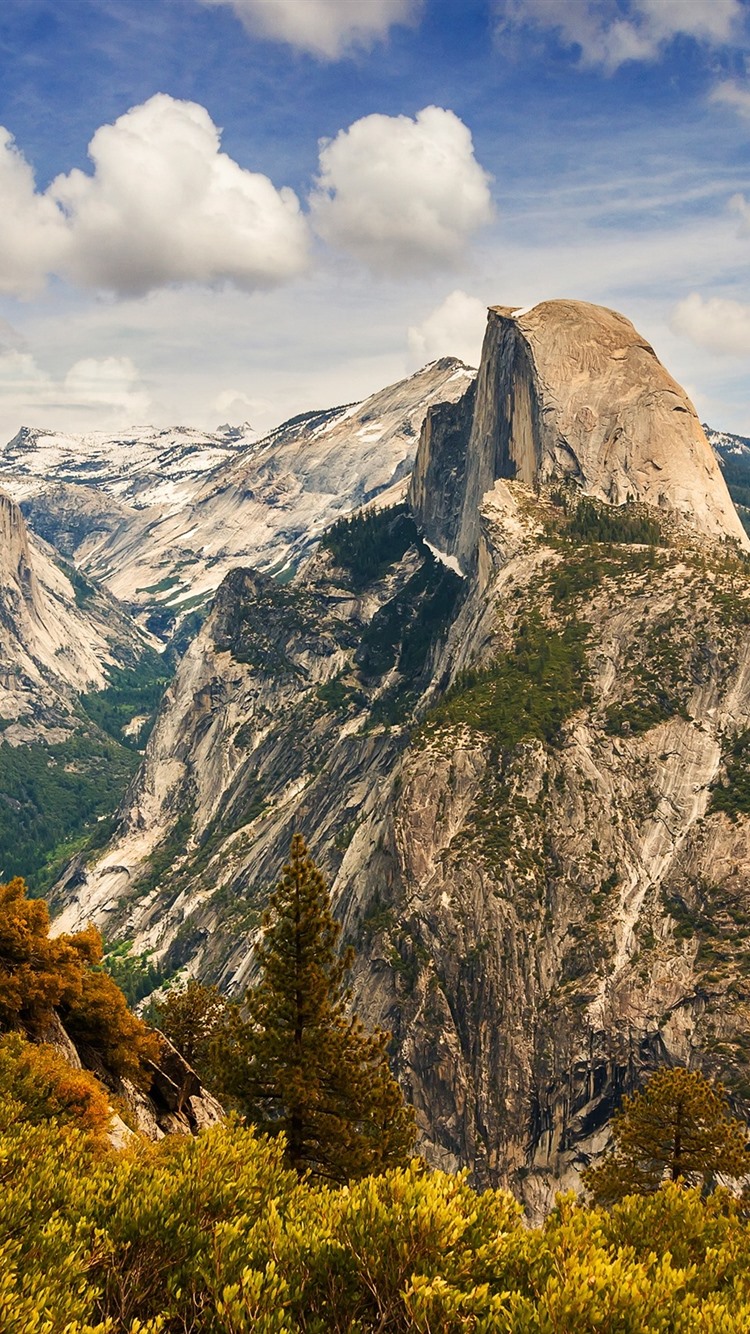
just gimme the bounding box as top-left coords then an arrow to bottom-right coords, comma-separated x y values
53,300 -> 750,1214
410,301 -> 747,567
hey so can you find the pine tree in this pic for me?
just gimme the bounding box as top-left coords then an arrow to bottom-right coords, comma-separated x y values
220,834 -> 415,1181
584,1066 -> 750,1203
150,979 -> 232,1085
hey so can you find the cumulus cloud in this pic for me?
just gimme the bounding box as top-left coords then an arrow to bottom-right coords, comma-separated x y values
0,350 -> 151,426
311,107 -> 493,275
192,0 -> 420,58
0,95 -> 309,299
408,290 -> 487,367
496,0 -> 742,71
52,95 -> 309,296
671,292 -> 750,358
0,131 -> 68,298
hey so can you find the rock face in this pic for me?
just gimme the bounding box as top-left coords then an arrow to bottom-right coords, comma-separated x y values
53,301 -> 750,1216
0,488 -> 148,745
2,362 -> 473,635
39,1010 -> 223,1142
410,302 -> 748,569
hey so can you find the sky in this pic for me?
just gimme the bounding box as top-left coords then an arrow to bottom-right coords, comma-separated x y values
1,0 -> 750,442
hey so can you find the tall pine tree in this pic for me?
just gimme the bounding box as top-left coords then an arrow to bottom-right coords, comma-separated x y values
584,1066 -> 750,1203
222,834 -> 415,1181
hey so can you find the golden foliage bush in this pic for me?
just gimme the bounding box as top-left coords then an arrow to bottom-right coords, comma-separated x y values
0,1032 -> 111,1135
0,876 -> 158,1087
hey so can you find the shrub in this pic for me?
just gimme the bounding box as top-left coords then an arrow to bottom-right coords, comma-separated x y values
0,876 -> 159,1087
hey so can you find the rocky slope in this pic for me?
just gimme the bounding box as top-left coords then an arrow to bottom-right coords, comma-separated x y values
0,488 -> 148,744
53,300 -> 750,1214
0,488 -> 167,892
2,362 -> 472,635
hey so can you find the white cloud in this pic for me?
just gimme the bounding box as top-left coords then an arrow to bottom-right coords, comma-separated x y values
408,290 -> 487,366
0,131 -> 67,298
670,292 -> 750,357
729,192 -> 750,233
311,107 -> 493,275
0,349 -> 151,434
712,81 -> 750,117
0,95 -> 310,299
496,0 -> 742,71
192,0 -> 420,58
52,95 -> 309,296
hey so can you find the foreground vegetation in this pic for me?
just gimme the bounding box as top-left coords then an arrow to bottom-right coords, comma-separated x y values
4,1061 -> 750,1333
4,851 -> 750,1328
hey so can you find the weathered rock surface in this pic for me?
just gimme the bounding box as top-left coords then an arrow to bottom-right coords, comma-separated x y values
0,488 -> 149,745
410,301 -> 748,568
53,301 -> 750,1215
39,1009 -> 223,1142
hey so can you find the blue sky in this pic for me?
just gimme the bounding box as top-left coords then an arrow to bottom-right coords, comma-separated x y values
0,0 -> 749,441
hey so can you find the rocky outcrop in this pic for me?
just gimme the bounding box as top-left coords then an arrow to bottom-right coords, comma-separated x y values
53,300 -> 750,1216
410,301 -> 748,569
39,1010 -> 223,1143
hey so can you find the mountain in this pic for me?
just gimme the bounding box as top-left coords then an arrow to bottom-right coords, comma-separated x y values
0,488 -> 149,740
0,488 -> 166,892
1,361 -> 473,637
52,299 -> 750,1213
705,425 -> 750,535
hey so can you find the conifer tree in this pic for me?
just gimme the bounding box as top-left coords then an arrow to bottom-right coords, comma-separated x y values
220,834 -> 415,1181
151,979 -> 232,1085
584,1066 -> 750,1203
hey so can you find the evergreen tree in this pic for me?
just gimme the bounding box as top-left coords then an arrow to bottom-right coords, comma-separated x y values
221,834 -> 415,1181
584,1066 -> 750,1203
151,979 -> 233,1085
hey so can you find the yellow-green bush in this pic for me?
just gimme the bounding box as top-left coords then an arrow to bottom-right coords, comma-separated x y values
4,1032 -> 750,1331
4,1120 -> 750,1329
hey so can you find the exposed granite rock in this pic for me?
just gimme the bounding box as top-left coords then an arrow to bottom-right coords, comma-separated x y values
410,301 -> 748,570
0,488 -> 149,745
2,361 -> 474,636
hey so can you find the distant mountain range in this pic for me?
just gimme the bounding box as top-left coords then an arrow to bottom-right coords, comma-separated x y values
0,360 -> 472,640
705,426 -> 750,532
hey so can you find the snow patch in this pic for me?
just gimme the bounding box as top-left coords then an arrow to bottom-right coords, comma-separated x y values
423,539 -> 465,577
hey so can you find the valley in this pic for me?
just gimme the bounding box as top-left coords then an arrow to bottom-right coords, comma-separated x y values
19,296 -> 750,1211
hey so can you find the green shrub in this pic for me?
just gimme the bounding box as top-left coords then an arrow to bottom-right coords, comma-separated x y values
428,612 -> 589,751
